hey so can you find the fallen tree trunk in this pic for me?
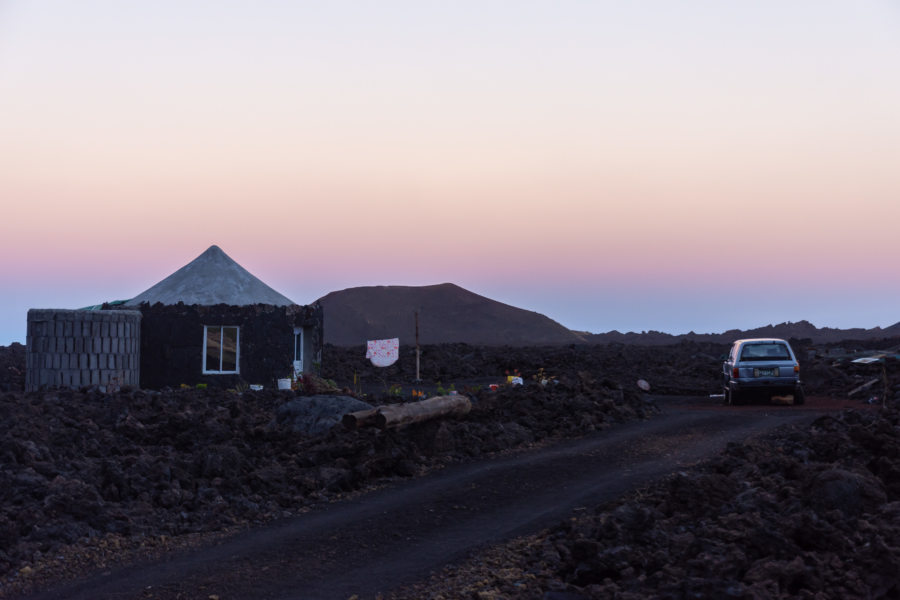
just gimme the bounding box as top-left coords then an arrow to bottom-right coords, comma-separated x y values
375,395 -> 471,429
342,408 -> 379,430
343,395 -> 472,430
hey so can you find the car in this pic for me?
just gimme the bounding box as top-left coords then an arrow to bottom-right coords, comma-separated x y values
723,338 -> 804,405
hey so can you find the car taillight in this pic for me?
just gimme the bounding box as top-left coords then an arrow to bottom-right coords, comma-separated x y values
733,367 -> 740,378
794,365 -> 800,373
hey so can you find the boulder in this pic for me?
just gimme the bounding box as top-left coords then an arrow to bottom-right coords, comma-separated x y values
274,396 -> 373,436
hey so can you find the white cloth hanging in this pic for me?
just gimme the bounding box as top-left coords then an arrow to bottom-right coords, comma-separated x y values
366,338 -> 399,367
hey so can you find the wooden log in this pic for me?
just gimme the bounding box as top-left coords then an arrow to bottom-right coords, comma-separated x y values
848,378 -> 880,397
342,408 -> 379,430
374,395 -> 471,429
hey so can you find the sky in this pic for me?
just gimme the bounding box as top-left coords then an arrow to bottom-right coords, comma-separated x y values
1,1 -> 899,346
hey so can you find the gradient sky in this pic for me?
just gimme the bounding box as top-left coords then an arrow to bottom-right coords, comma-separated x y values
2,1 -> 899,346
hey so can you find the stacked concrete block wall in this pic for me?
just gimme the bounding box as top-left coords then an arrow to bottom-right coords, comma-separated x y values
26,309 -> 142,391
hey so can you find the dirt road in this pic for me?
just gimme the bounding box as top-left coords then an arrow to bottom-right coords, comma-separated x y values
23,397 -> 832,600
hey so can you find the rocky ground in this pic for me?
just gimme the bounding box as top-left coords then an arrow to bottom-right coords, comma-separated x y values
323,341 -> 730,397
0,347 -> 653,597
389,403 -> 900,599
324,336 -> 900,401
0,343 -> 24,393
0,338 -> 899,598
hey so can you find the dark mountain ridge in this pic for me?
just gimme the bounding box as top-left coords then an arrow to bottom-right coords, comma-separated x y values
584,319 -> 900,346
318,283 -> 899,347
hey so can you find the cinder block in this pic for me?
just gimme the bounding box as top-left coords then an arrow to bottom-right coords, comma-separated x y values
102,338 -> 110,354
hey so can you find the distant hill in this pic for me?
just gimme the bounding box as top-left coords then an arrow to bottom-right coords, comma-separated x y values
317,283 -> 900,348
317,283 -> 586,346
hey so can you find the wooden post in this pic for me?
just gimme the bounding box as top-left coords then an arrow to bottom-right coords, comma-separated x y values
415,310 -> 421,382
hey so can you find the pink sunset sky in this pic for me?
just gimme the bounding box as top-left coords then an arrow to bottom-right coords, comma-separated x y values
1,1 -> 899,346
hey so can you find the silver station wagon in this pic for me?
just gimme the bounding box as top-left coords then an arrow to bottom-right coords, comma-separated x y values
723,338 -> 804,405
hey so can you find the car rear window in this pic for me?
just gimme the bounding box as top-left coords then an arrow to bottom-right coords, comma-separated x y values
740,343 -> 791,361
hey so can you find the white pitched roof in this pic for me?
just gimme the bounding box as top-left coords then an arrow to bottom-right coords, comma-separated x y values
125,245 -> 295,306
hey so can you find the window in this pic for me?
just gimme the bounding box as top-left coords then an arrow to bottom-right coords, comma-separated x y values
203,325 -> 239,374
740,343 -> 790,361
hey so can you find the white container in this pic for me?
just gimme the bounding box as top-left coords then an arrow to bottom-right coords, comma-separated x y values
277,378 -> 292,390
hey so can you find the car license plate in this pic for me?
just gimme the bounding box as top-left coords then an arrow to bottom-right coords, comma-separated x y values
755,368 -> 777,377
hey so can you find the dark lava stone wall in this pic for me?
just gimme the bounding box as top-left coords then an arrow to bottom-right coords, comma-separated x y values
136,303 -> 323,390
25,309 -> 142,392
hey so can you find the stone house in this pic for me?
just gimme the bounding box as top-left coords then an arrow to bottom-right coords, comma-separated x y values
26,246 -> 323,391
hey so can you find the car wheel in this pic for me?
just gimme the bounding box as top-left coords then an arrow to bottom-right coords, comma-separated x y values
794,386 -> 805,405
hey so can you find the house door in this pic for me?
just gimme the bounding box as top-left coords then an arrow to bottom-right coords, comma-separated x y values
293,327 -> 304,377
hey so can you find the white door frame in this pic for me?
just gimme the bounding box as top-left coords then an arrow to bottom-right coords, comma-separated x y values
293,327 -> 304,376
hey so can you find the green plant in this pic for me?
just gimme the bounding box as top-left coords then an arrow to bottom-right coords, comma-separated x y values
388,383 -> 403,396
195,383 -> 208,390
436,382 -> 456,396
533,367 -> 557,386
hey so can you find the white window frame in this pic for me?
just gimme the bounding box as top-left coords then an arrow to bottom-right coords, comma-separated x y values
202,325 -> 240,374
